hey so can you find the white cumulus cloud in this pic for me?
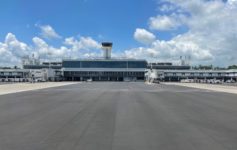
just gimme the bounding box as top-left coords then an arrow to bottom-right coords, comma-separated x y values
128,0 -> 237,66
33,37 -> 69,59
0,33 -> 30,66
64,36 -> 100,51
149,15 -> 181,31
64,36 -> 101,58
134,28 -> 156,45
159,4 -> 176,12
37,24 -> 61,39
0,31 -> 102,66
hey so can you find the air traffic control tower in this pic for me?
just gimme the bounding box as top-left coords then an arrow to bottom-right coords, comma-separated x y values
102,42 -> 113,59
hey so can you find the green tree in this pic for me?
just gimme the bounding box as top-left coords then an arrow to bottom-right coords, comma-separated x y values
228,65 -> 237,69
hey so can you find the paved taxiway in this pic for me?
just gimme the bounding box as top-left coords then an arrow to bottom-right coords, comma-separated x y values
0,82 -> 237,150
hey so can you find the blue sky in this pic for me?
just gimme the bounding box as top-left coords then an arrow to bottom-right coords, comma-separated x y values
1,0 -> 237,67
0,0 -> 159,50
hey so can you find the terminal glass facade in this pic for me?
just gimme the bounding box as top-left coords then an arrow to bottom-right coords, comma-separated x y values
62,60 -> 147,69
62,59 -> 147,81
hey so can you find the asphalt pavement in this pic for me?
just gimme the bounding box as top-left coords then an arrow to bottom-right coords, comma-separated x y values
0,82 -> 237,150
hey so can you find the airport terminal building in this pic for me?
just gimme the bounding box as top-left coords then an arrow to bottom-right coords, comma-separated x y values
62,59 -> 147,81
146,62 -> 237,82
62,42 -> 147,81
